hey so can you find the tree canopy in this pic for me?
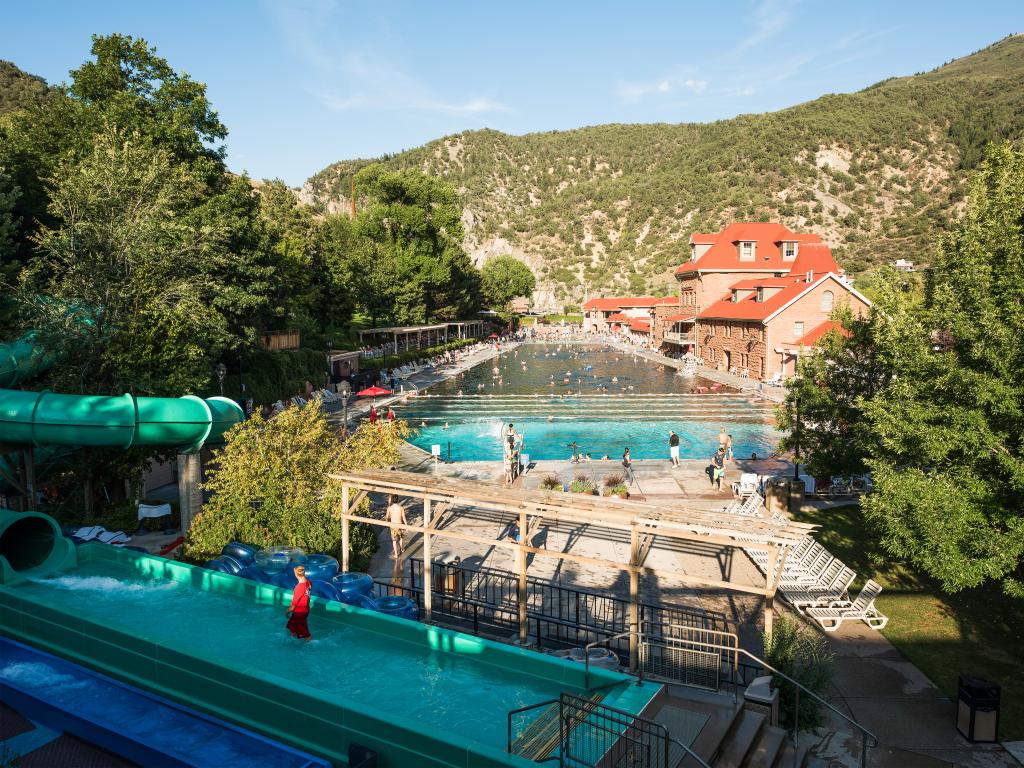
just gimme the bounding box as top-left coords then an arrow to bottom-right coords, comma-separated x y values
783,141 -> 1024,597
481,254 -> 536,315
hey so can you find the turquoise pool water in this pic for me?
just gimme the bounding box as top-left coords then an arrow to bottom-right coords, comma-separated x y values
13,560 -> 599,747
396,343 -> 780,460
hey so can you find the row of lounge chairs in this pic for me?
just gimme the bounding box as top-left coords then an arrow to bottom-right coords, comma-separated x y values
270,389 -> 343,414
724,493 -> 888,632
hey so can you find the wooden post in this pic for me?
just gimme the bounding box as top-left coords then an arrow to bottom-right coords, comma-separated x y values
518,509 -> 528,644
423,498 -> 433,623
341,485 -> 350,573
629,524 -> 640,673
764,543 -> 778,635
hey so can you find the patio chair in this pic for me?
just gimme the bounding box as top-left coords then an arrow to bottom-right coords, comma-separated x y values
806,580 -> 888,631
764,372 -> 782,387
780,557 -> 845,591
783,566 -> 857,608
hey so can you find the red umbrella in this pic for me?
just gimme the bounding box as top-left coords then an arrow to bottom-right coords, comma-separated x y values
356,386 -> 392,397
488,333 -> 499,339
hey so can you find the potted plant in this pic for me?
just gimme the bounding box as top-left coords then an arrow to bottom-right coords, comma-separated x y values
568,473 -> 597,495
539,474 -> 563,492
602,473 -> 629,499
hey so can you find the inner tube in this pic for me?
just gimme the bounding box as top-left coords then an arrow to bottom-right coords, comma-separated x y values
310,579 -> 341,601
221,541 -> 258,565
375,595 -> 417,621
203,556 -> 242,574
342,592 -> 378,610
303,554 -> 339,581
254,546 -> 306,572
332,572 -> 372,597
236,565 -> 269,582
270,570 -> 298,590
567,647 -> 620,669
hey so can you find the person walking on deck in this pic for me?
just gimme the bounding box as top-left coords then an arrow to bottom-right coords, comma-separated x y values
285,566 -> 312,640
622,448 -> 634,486
710,447 -> 726,490
387,496 -> 408,558
668,431 -> 680,468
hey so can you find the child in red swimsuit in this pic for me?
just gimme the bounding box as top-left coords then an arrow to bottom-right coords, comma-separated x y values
285,565 -> 312,640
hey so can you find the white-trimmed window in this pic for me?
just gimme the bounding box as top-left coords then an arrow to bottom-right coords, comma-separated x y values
793,321 -> 805,338
739,241 -> 755,261
820,290 -> 834,312
756,287 -> 764,302
782,241 -> 798,260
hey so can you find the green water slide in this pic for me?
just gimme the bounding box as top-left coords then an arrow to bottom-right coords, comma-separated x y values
0,331 -> 242,460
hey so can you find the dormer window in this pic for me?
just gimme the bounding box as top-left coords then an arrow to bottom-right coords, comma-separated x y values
739,241 -> 755,261
731,290 -> 738,303
756,287 -> 764,302
781,241 -> 798,260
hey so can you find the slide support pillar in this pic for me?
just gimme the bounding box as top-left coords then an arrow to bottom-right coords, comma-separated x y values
177,452 -> 203,533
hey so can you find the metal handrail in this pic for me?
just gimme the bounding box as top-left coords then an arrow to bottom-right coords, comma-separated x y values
506,697 -> 559,758
649,633 -> 878,768
668,736 -> 712,768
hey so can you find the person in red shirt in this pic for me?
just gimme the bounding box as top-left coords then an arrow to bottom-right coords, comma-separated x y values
285,565 -> 312,640
386,407 -> 395,421
369,406 -> 378,424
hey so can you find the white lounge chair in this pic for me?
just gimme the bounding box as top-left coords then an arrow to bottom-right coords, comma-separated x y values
806,580 -> 888,631
764,372 -> 782,387
783,567 -> 856,609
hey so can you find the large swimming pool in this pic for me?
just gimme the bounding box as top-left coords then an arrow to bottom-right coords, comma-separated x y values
396,342 -> 780,461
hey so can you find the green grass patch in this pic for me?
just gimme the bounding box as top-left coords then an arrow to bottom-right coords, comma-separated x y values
793,504 -> 1024,739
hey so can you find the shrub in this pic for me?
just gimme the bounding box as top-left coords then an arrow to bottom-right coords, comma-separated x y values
603,484 -> 629,497
184,407 -> 408,563
539,473 -> 563,491
602,473 -> 624,488
762,615 -> 835,731
568,474 -> 596,494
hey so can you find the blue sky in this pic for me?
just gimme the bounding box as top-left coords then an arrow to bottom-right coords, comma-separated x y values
3,1 -> 1022,185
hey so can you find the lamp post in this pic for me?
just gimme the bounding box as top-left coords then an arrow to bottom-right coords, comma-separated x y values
793,395 -> 802,480
214,362 -> 227,397
338,380 -> 352,436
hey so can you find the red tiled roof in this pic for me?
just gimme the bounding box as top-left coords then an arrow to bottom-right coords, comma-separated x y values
689,233 -> 716,244
675,223 -> 826,274
584,295 -> 678,310
606,312 -> 629,321
789,243 -> 842,279
699,280 -> 813,321
729,277 -> 795,290
665,313 -> 695,323
628,318 -> 651,332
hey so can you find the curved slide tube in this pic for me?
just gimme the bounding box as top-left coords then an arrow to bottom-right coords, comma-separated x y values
1,332 -> 244,455
0,508 -> 77,585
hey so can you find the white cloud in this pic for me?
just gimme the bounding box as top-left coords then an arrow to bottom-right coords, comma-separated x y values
737,0 -> 795,52
616,75 -> 708,104
267,1 -> 510,118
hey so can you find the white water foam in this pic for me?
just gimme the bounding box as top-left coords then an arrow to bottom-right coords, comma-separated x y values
41,575 -> 178,594
0,661 -> 88,690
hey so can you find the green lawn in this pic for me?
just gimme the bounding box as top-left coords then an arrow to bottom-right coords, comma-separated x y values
792,504 -> 1024,740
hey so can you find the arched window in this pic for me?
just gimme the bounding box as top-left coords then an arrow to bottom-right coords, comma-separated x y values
820,290 -> 834,313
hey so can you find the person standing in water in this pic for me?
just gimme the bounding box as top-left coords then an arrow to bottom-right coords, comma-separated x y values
285,565 -> 312,640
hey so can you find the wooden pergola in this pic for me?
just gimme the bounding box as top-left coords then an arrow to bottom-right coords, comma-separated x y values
357,324 -> 450,351
331,469 -> 816,667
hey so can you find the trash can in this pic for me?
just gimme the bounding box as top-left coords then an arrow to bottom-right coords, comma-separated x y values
432,553 -> 465,596
956,674 -> 1000,742
743,676 -> 780,727
765,477 -> 805,515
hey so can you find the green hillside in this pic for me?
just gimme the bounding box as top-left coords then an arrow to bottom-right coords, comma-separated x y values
0,60 -> 51,115
305,35 -> 1024,303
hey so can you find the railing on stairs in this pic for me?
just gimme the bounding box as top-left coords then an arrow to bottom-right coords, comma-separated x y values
639,626 -> 879,768
507,693 -> 711,768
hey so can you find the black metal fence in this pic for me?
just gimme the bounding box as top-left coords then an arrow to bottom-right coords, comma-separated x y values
372,558 -> 759,683
559,693 -> 670,768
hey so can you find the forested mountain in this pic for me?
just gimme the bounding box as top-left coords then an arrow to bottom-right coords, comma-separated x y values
305,35 -> 1024,305
0,61 -> 51,115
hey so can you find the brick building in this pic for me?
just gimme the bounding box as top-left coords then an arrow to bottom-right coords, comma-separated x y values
582,296 -> 678,338
665,223 -> 870,379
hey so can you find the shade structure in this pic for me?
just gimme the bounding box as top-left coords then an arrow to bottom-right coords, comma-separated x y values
356,386 -> 391,397
487,333 -> 499,339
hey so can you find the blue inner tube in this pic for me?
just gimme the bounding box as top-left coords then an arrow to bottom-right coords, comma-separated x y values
221,541 -> 258,565
341,592 -> 378,610
270,571 -> 299,590
236,565 -> 269,582
310,579 -> 341,601
303,554 -> 339,581
375,595 -> 417,621
332,572 -> 372,596
254,546 -> 306,572
203,558 -> 236,574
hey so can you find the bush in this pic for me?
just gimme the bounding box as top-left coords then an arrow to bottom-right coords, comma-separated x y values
184,407 -> 408,563
360,338 -> 479,373
568,474 -> 596,494
602,473 -> 624,488
602,484 -> 629,497
539,473 -> 563,491
762,615 -> 835,731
